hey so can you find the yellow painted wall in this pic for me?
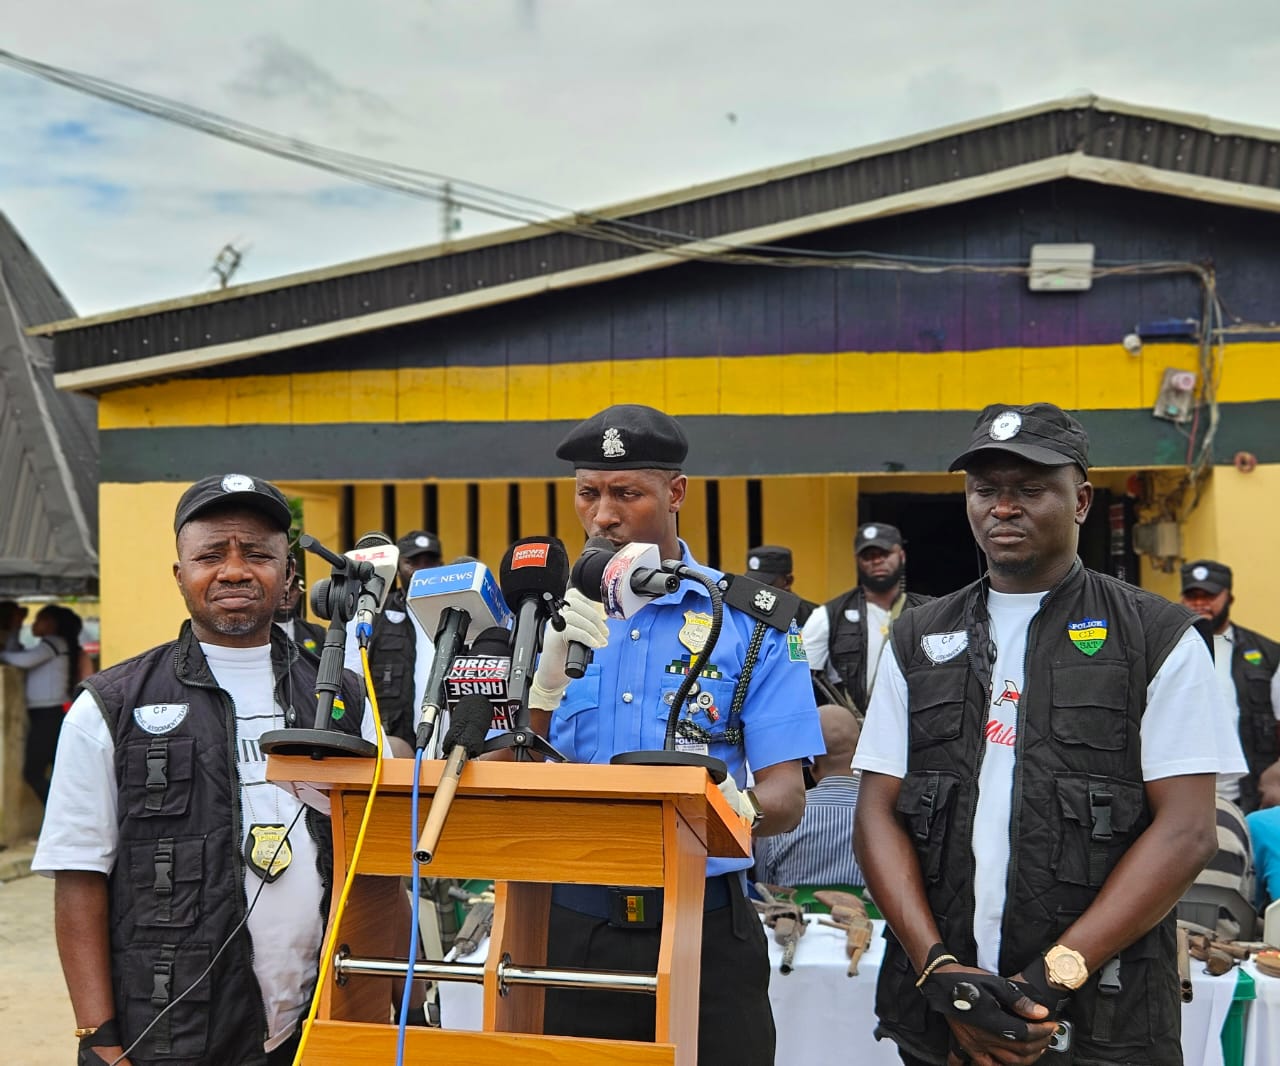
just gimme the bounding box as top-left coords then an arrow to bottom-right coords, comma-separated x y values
1201,464 -> 1280,635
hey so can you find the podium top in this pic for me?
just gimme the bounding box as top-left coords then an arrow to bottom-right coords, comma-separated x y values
267,756 -> 752,860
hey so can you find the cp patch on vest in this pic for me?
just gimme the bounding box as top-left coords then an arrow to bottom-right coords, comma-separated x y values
132,703 -> 189,735
1067,618 -> 1108,656
922,631 -> 967,664
1244,649 -> 1264,666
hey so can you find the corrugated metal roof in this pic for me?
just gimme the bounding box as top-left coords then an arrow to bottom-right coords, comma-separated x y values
34,96 -> 1280,391
0,213 -> 98,595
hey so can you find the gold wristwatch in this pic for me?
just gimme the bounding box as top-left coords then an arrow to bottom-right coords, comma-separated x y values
1043,944 -> 1089,990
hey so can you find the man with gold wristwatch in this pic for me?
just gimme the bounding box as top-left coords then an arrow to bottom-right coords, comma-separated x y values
852,403 -> 1246,1066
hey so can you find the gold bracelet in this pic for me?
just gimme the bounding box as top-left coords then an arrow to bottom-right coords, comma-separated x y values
74,1025 -> 100,1038
914,952 -> 959,988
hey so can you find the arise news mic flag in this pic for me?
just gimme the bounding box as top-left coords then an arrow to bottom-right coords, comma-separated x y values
498,537 -> 570,717
444,625 -> 513,730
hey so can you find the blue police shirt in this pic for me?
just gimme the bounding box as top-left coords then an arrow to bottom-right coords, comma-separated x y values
551,542 -> 824,876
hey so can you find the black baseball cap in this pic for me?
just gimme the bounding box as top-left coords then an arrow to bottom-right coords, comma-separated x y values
1181,559 -> 1232,595
556,404 -> 688,471
397,530 -> 443,558
746,545 -> 793,577
856,523 -> 903,554
174,474 -> 292,534
949,402 -> 1090,473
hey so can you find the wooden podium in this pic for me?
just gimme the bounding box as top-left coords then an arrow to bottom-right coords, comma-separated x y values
266,756 -> 752,1066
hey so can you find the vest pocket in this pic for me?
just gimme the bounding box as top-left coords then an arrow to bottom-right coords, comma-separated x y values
123,736 -> 195,818
1049,663 -> 1129,750
122,941 -> 212,1059
1051,773 -> 1144,887
127,835 -> 204,929
896,770 -> 961,884
906,668 -> 965,747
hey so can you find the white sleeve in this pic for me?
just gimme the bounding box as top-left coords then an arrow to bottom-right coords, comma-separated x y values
851,645 -> 909,778
801,606 -> 831,671
0,639 -> 57,669
1141,628 -> 1249,781
31,692 -> 118,875
1272,662 -> 1280,722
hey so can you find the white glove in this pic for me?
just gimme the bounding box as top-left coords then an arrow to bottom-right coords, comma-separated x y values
530,588 -> 611,710
717,775 -> 760,827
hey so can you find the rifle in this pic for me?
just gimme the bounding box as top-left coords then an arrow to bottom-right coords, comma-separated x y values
814,889 -> 874,976
448,885 -> 496,958
754,883 -> 807,975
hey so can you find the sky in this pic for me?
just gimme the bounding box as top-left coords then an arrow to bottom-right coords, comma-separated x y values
3,0 -> 1280,317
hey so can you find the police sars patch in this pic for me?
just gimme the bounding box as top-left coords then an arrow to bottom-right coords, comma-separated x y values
1067,618 -> 1108,656
922,631 -> 968,664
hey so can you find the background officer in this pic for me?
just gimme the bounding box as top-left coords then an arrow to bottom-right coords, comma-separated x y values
1181,559 -> 1280,812
801,522 -> 931,716
530,403 -> 824,1066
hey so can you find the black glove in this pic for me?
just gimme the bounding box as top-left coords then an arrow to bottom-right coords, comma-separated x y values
1011,955 -> 1073,1016
918,967 -> 1039,1040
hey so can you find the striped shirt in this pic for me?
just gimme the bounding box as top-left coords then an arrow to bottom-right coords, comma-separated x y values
754,773 -> 863,888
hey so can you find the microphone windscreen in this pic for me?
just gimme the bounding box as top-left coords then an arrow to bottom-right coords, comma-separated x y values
499,536 -> 570,605
353,531 -> 393,549
569,537 -> 617,603
469,626 -> 512,656
442,694 -> 493,757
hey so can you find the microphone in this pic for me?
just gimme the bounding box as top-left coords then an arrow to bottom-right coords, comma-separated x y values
498,537 -> 570,718
570,539 -> 679,619
414,694 -> 492,864
406,560 -> 512,753
445,626 -> 514,731
348,532 -> 400,648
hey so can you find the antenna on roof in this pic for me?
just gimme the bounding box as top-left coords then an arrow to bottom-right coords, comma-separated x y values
211,241 -> 248,289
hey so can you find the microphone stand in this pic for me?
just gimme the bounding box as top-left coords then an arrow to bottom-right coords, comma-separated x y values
609,564 -> 728,783
483,593 -> 567,763
260,534 -> 378,759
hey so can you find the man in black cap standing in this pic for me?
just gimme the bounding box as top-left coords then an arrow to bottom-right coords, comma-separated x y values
1181,559 -> 1280,812
745,544 -> 816,627
801,522 -> 931,716
853,403 -> 1244,1066
349,529 -> 444,746
31,473 -> 400,1066
532,403 -> 824,1066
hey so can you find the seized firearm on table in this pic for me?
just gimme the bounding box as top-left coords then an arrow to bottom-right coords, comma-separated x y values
814,890 -> 874,976
1177,919 -> 1270,978
448,885 -> 496,958
754,884 -> 807,975
1177,925 -> 1193,1002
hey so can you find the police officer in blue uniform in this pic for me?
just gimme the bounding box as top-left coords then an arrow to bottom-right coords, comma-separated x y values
529,403 -> 824,1066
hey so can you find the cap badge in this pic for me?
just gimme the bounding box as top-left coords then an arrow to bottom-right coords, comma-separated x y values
748,556 -> 761,570
602,427 -> 626,459
922,631 -> 968,664
863,525 -> 878,540
221,473 -> 255,493
1067,618 -> 1108,657
414,535 -> 432,549
989,411 -> 1022,441
753,588 -> 778,614
1192,565 -> 1209,582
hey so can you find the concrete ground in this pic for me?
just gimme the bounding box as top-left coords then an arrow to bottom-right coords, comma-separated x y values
0,843 -> 73,1066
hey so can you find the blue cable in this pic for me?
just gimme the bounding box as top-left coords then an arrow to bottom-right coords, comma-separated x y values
396,747 -> 426,1065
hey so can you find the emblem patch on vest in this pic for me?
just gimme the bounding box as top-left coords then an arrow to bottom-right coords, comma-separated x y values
331,696 -> 347,721
787,627 -> 807,661
1244,649 -> 1263,666
921,631 -> 967,664
844,609 -> 860,623
1067,618 -> 1108,656
132,703 -> 189,735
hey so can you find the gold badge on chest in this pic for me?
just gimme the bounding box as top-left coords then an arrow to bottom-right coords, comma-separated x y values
678,611 -> 713,655
244,823 -> 292,883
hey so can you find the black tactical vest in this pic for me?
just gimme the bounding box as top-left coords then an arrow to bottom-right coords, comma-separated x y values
1228,622 -> 1280,813
367,588 -> 418,745
824,586 -> 932,710
874,562 -> 1195,1065
81,622 -> 365,1065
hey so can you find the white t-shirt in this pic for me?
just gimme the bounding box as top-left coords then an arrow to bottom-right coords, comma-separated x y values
33,641 -> 384,1051
801,598 -> 894,694
854,606 -> 1247,973
1213,628 -> 1245,801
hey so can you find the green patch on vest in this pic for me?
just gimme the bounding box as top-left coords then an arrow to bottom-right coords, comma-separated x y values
665,657 -> 723,679
331,696 -> 346,721
1244,649 -> 1263,666
1067,618 -> 1108,656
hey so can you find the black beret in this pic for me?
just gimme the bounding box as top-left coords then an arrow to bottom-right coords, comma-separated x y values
556,404 -> 688,470
949,402 -> 1090,473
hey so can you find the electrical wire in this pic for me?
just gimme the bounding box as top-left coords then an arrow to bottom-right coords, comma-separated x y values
290,647 -> 387,1066
396,747 -> 428,1065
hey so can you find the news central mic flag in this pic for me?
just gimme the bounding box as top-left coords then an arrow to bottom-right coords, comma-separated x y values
499,537 -> 570,717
